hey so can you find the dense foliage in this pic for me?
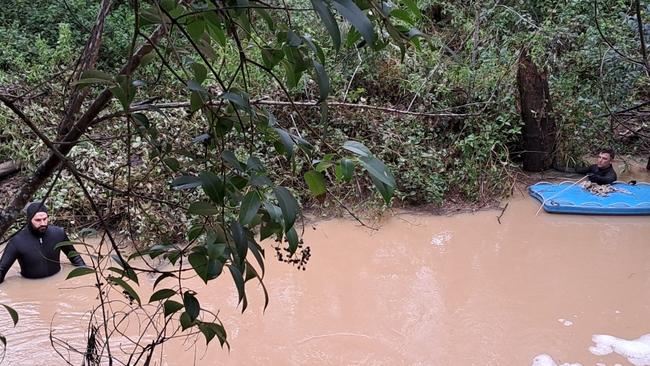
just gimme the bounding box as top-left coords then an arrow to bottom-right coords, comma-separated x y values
0,0 -> 648,363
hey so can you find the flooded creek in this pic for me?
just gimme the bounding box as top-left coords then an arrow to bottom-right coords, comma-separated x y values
1,177 -> 649,365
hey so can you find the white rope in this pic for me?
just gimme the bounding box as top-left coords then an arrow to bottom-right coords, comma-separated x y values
535,175 -> 589,216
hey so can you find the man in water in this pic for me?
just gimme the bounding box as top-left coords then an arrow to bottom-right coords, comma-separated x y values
0,202 -> 86,283
575,148 -> 617,185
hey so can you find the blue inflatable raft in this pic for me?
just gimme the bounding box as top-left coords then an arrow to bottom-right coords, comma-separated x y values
528,181 -> 650,215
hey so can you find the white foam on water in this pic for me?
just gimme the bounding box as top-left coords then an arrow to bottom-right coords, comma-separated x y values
430,231 -> 452,247
531,354 -> 582,366
558,318 -> 574,327
532,354 -> 558,366
589,333 -> 650,366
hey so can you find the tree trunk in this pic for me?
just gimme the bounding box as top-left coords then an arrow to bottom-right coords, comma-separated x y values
517,49 -> 556,172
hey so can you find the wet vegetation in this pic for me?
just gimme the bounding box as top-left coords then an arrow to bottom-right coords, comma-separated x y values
0,0 -> 648,364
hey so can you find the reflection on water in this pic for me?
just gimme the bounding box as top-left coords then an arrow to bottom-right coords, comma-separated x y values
1,186 -> 650,365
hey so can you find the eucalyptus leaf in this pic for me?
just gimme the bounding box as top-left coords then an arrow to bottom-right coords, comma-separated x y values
343,140 -> 371,157
2,304 -> 18,326
228,265 -> 247,312
304,170 -> 327,197
358,155 -> 396,187
312,60 -> 330,102
108,276 -> 141,305
66,267 -> 96,279
310,0 -> 341,50
332,0 -> 375,45
188,201 -> 219,216
273,186 -> 299,229
149,289 -> 176,302
239,191 -> 261,225
183,292 -> 200,321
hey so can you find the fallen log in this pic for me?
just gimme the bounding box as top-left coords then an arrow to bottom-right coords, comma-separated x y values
0,161 -> 20,179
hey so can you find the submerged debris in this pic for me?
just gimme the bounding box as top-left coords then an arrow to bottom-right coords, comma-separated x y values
581,182 -> 631,197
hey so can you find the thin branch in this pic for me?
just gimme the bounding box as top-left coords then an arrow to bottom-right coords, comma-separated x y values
593,0 -> 645,66
123,99 -> 477,118
633,0 -> 649,76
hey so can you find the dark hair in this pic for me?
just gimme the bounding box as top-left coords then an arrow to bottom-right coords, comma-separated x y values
599,148 -> 615,159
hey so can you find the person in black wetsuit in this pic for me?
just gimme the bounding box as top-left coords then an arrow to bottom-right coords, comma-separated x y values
575,148 -> 617,185
0,202 -> 86,283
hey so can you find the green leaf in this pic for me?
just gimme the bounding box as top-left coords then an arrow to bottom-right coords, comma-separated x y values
198,321 -> 228,347
335,158 -> 354,181
390,9 -> 414,25
222,150 -> 244,171
332,0 -> 375,45
66,267 -> 96,279
254,8 -> 275,30
315,160 -> 334,172
206,20 -> 226,47
160,0 -> 177,11
183,292 -> 200,321
403,0 -> 421,20
286,226 -> 299,254
81,69 -> 113,81
171,175 -> 201,190
199,171 -> 225,204
273,186 -> 299,229
358,155 -> 396,187
163,300 -> 184,317
304,170 -> 327,197
273,128 -> 294,159
153,272 -> 176,289
343,140 -> 372,157
219,91 -> 251,112
188,225 -> 204,242
187,80 -> 206,93
149,289 -> 176,302
283,60 -> 300,88
310,0 -> 341,50
187,18 -> 205,41
109,256 -> 139,285
188,253 -> 209,283
2,304 -> 18,326
179,311 -> 193,330
163,157 -> 180,172
369,174 -> 394,205
206,258 -> 224,280
312,60 -> 330,102
239,191 -> 261,225
230,221 -> 248,264
191,63 -> 208,83
228,265 -> 247,312
190,91 -> 205,112
247,239 -> 265,277
188,201 -> 218,216
73,70 -> 116,87
302,35 -> 326,64
108,276 -> 141,306
262,47 -> 284,69
264,202 -> 283,224
345,27 -> 362,47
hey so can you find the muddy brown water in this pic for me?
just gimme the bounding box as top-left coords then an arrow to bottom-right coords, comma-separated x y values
1,168 -> 649,365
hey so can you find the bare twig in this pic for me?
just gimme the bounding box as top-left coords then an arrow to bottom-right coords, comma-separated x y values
496,202 -> 508,224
